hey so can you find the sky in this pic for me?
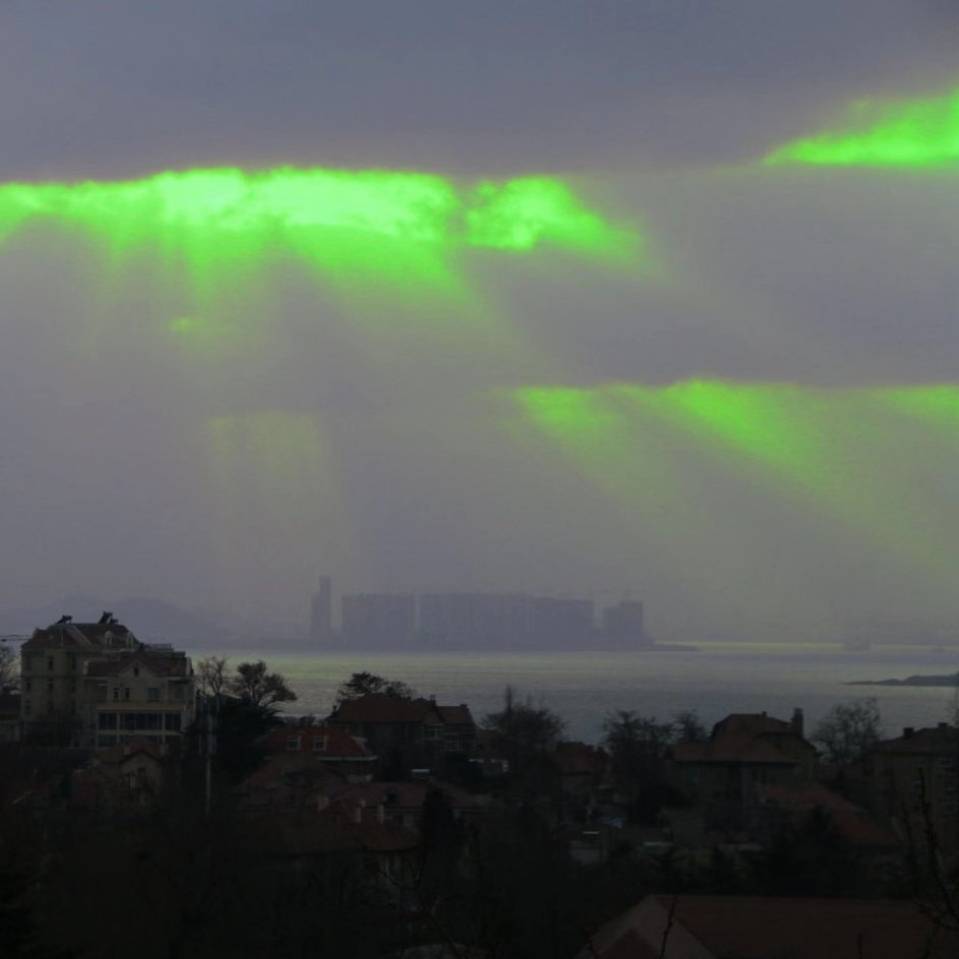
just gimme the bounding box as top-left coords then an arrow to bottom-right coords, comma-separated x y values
1,1 -> 958,641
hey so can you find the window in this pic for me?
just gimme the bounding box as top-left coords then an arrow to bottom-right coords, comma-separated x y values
69,679 -> 77,693
286,737 -> 301,752
68,654 -> 77,672
123,688 -> 130,701
147,688 -> 160,702
313,737 -> 328,752
98,713 -> 118,730
47,657 -> 54,672
113,687 -> 119,702
24,700 -> 31,716
24,680 -> 31,693
97,734 -> 117,748
133,666 -> 140,677
173,685 -> 184,701
164,713 -> 181,732
46,681 -> 53,695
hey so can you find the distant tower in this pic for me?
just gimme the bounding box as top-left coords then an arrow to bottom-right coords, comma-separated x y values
310,576 -> 333,644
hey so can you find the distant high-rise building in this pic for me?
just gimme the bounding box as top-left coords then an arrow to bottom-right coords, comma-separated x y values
310,575 -> 333,644
341,593 -> 416,649
531,596 -> 595,648
602,600 -> 648,647
419,593 -> 535,649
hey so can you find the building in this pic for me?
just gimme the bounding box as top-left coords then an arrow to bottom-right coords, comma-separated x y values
530,596 -> 595,649
309,575 -> 333,644
601,600 -> 648,647
326,694 -> 477,769
581,895 -> 957,959
418,592 -> 594,650
262,723 -> 377,782
19,616 -> 195,750
341,593 -> 416,648
418,592 -> 533,649
70,740 -> 167,811
670,711 -> 816,827
862,723 -> 959,858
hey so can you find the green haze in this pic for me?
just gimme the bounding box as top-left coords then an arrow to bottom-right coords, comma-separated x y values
0,166 -> 633,305
512,381 -> 959,587
765,84 -> 959,167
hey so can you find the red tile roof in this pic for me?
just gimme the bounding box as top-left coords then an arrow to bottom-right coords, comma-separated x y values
587,896 -> 954,959
663,896 -> 950,959
262,724 -> 373,759
673,712 -> 815,765
757,782 -> 900,848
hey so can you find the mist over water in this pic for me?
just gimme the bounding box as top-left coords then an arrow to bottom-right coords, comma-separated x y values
218,645 -> 959,743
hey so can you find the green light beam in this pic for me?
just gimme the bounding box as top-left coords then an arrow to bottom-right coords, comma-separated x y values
511,381 -> 959,590
0,166 -> 634,302
764,83 -> 959,168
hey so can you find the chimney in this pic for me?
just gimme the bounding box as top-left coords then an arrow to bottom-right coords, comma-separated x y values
791,708 -> 804,737
904,727 -> 915,739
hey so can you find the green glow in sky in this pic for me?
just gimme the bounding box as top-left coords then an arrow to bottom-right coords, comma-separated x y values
512,380 -> 959,585
0,166 -> 632,304
765,84 -> 959,167
467,177 -> 631,254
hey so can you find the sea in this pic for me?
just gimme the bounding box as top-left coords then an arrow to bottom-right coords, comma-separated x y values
207,643 -> 959,744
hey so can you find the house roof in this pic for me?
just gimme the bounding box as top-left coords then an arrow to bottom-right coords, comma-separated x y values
586,896 -> 953,959
663,896 -> 949,959
93,739 -> 166,766
25,621 -> 138,651
262,724 -> 374,759
242,754 -> 347,792
757,783 -> 900,848
873,724 -> 959,756
330,694 -> 442,725
436,704 -> 475,727
673,712 -> 815,766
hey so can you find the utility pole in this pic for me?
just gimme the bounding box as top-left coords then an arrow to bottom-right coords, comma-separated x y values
204,693 -> 219,817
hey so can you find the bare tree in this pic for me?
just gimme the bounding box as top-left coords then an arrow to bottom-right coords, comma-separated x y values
196,656 -> 229,698
811,698 -> 881,766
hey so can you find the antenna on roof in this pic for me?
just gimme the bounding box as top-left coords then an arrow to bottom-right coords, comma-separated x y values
56,615 -> 72,625
98,610 -> 113,625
